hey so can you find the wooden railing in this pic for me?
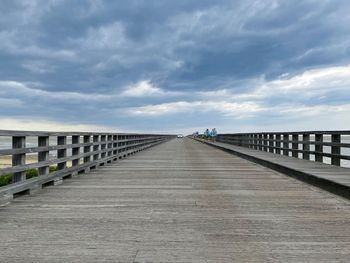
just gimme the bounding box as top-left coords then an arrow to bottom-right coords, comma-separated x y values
0,130 -> 174,201
213,131 -> 350,168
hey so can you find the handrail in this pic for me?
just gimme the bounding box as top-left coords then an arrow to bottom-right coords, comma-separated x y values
0,131 -> 175,200
197,131 -> 350,168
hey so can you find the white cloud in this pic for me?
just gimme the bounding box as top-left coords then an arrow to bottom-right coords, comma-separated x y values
121,80 -> 164,97
127,100 -> 264,117
198,89 -> 233,98
256,65 -> 350,97
0,79 -> 181,106
272,103 -> 350,117
1,64 -> 349,133
126,98 -> 350,126
199,65 -> 350,101
128,101 -> 193,115
0,80 -> 111,102
0,117 -> 122,132
121,80 -> 181,97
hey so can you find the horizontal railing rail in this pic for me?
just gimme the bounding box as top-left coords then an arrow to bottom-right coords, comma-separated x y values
0,130 -> 175,201
199,131 -> 350,168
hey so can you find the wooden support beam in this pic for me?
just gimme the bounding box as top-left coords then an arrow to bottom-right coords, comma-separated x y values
12,136 -> 26,183
331,134 -> 341,166
38,136 -> 49,176
315,134 -> 323,163
275,134 -> 281,155
283,134 -> 289,156
84,135 -> 91,163
57,136 -> 67,170
292,134 -> 299,158
263,134 -> 268,152
302,134 -> 310,160
93,135 -> 99,161
269,134 -> 274,153
72,135 -> 80,167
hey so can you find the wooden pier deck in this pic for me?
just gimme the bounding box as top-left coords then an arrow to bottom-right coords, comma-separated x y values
198,139 -> 350,199
1,138 -> 350,262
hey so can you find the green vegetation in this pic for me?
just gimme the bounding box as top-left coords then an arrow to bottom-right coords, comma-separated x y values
0,174 -> 12,187
0,166 -> 59,187
49,166 -> 58,173
26,169 -> 38,179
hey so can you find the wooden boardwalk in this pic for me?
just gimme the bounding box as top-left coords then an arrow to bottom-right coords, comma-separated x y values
199,139 -> 350,199
1,138 -> 350,262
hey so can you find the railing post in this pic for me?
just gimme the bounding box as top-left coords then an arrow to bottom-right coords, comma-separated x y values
258,134 -> 262,151
0,131 -> 172,197
38,136 -> 49,176
93,135 -> 99,161
269,133 -> 274,153
302,134 -> 310,160
84,135 -> 91,164
117,135 -> 121,158
72,135 -> 80,168
315,134 -> 323,163
12,136 -> 26,183
127,135 -> 131,154
254,134 -> 258,150
249,134 -> 254,149
331,134 -> 341,166
275,134 -> 281,155
101,135 -> 107,159
57,136 -> 67,170
292,134 -> 299,158
113,135 -> 118,160
107,135 -> 113,158
120,135 -> 125,157
263,134 -> 268,152
231,135 -> 235,145
283,133 -> 289,156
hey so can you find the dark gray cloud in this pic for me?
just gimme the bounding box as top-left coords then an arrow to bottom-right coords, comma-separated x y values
0,0 -> 350,132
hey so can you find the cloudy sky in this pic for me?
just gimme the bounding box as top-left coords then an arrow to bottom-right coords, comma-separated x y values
0,0 -> 350,134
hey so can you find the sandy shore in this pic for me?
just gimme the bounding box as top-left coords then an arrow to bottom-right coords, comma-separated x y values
0,155 -> 72,169
0,155 -> 39,168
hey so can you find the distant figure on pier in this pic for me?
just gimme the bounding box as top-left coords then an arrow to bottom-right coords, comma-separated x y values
204,129 -> 210,140
211,128 -> 218,142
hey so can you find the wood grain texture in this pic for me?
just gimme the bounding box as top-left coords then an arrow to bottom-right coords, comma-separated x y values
216,132 -> 350,163
200,139 -> 350,196
0,138 -> 349,262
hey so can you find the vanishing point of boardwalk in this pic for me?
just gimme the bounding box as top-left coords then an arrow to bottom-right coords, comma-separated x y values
1,138 -> 349,262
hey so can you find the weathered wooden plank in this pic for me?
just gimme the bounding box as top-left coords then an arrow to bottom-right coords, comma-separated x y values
38,136 -> 49,176
199,138 -> 350,199
12,136 -> 26,183
216,131 -> 350,168
219,130 -> 350,135
0,138 -> 349,262
0,130 -> 172,136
